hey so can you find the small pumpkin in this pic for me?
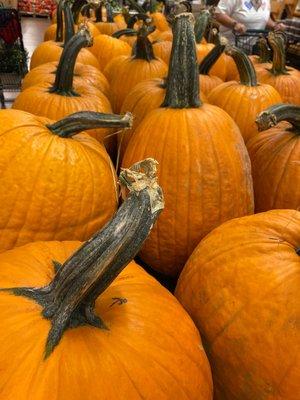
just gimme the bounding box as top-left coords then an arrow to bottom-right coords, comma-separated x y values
198,43 -> 224,96
104,24 -> 167,113
0,109 -> 131,252
249,34 -> 272,69
22,28 -> 109,97
88,32 -> 131,71
176,209 -> 300,400
94,2 -> 120,36
122,13 -> 254,276
14,27 -> 113,149
247,104 -> 300,212
208,45 -> 282,143
31,3 -> 100,70
148,0 -> 170,31
0,159 -> 213,400
113,13 -> 151,47
258,32 -> 300,104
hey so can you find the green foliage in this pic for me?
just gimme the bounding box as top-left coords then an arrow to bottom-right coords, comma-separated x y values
0,42 -> 28,74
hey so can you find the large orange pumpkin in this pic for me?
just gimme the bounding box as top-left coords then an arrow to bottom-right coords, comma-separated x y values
198,43 -> 224,96
31,3 -> 100,70
0,109 -> 131,252
247,103 -> 300,212
176,209 -> 300,400
0,160 -> 213,400
257,32 -> 300,104
104,24 -> 167,113
122,13 -> 254,276
13,28 -> 113,147
22,28 -> 109,97
208,45 -> 282,143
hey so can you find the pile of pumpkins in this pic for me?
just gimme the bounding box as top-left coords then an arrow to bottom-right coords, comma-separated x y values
0,0 -> 299,398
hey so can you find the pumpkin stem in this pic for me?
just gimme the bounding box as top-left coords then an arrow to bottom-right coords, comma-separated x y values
126,0 -> 146,14
296,247 -> 300,255
72,0 -> 87,24
106,2 -> 114,23
112,28 -> 137,39
126,13 -> 151,28
5,158 -> 164,358
257,35 -> 271,63
95,4 -> 102,22
199,44 -> 225,75
50,26 -> 92,97
225,45 -> 257,86
255,104 -> 300,132
149,0 -> 157,13
267,31 -> 289,75
162,13 -> 201,109
55,0 -> 64,42
194,9 -> 210,44
48,111 -> 133,137
132,24 -> 156,61
63,2 -> 76,46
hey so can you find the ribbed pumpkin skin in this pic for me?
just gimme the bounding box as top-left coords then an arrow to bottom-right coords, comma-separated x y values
12,84 -> 113,144
22,61 -> 110,97
157,30 -> 172,41
122,105 -> 254,276
153,40 -> 172,64
176,209 -> 300,400
199,74 -> 223,96
224,54 -> 239,81
94,21 -> 120,36
208,83 -> 282,143
119,79 -> 207,162
257,68 -> 300,104
30,41 -> 100,70
104,56 -> 168,113
0,110 -> 118,252
44,22 -> 100,41
0,241 -> 213,400
88,34 -> 131,71
150,12 -> 170,31
247,121 -> 300,211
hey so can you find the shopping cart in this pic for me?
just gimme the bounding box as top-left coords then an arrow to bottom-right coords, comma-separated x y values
0,7 -> 28,108
234,29 -> 269,55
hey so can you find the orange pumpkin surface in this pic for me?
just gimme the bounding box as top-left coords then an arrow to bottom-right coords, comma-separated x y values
0,109 -> 131,252
208,46 -> 282,143
0,161 -> 213,399
176,209 -> 300,400
247,104 -> 300,212
198,44 -> 224,96
122,14 -> 253,276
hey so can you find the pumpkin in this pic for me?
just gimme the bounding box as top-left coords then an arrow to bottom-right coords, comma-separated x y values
94,3 -> 120,36
249,34 -> 272,69
104,24 -> 167,113
88,33 -> 131,71
31,3 -> 100,70
0,110 -> 131,252
198,44 -> 224,96
208,45 -> 282,143
152,39 -> 172,64
13,27 -> 114,151
44,18 -> 100,42
176,209 -> 300,400
0,159 -> 213,400
147,0 -> 169,31
246,104 -> 300,212
122,13 -> 254,276
113,13 -> 151,47
257,32 -> 300,104
157,29 -> 172,41
22,28 -> 109,97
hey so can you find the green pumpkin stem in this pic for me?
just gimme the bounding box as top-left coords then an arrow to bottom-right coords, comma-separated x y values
50,27 -> 92,96
268,31 -> 289,75
4,158 -> 164,358
48,111 -> 132,137
256,35 -> 271,63
126,0 -> 146,14
149,0 -> 157,13
162,13 -> 201,109
126,13 -> 151,28
194,9 -> 210,44
63,2 -> 76,45
95,4 -> 102,22
199,44 -> 225,75
207,26 -> 221,45
55,0 -> 64,42
105,2 -> 114,23
225,45 -> 257,86
256,104 -> 300,131
112,28 -> 137,39
71,0 -> 87,24
132,24 -> 156,61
